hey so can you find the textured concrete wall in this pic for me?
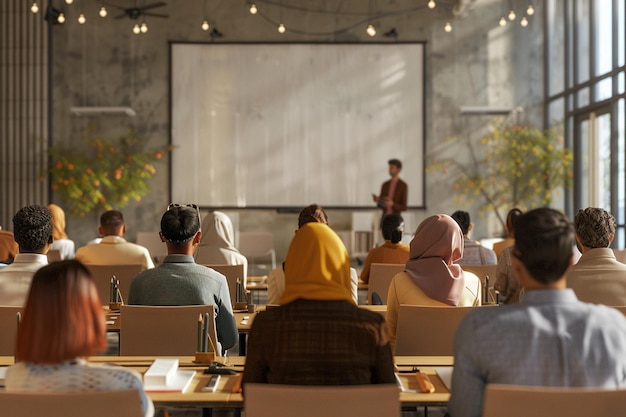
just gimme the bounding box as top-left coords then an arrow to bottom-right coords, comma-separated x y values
50,0 -> 544,260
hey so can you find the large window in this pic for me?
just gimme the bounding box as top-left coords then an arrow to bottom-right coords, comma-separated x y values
546,0 -> 626,248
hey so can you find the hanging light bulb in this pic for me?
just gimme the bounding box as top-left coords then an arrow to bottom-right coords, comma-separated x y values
65,0 -> 73,4
366,24 -> 376,37
30,2 -> 39,13
526,4 -> 535,16
99,6 -> 108,17
444,22 -> 452,32
57,12 -> 66,23
249,3 -> 257,14
140,22 -> 148,33
77,13 -> 86,24
278,23 -> 286,33
132,23 -> 141,34
201,20 -> 210,31
427,0 -> 436,9
520,16 -> 529,27
499,16 -> 507,26
508,9 -> 516,20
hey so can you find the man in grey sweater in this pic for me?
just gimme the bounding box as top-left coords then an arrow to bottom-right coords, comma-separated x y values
128,204 -> 238,351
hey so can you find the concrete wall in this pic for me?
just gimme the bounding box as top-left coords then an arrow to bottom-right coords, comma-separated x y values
50,0 -> 545,262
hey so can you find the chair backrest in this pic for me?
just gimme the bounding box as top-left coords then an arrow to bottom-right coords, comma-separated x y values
482,384 -> 626,417
86,264 -> 143,305
0,389 -> 143,417
244,383 -> 399,417
0,306 -> 22,355
366,263 -> 405,304
202,264 -> 246,305
136,231 -> 167,260
47,249 -> 62,263
120,305 -> 217,356
238,232 -> 276,269
394,305 -> 476,356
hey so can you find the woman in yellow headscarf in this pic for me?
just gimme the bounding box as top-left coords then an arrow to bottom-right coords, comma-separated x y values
47,204 -> 75,260
242,222 -> 395,387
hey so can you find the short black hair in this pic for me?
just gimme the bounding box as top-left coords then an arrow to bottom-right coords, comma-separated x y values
514,208 -> 574,285
12,205 -> 53,252
297,204 -> 328,229
100,210 -> 124,234
450,210 -> 471,235
161,206 -> 200,244
506,208 -> 523,235
388,159 -> 402,169
382,214 -> 404,243
574,207 -> 616,248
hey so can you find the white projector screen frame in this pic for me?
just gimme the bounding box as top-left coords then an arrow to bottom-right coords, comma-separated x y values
170,42 -> 425,209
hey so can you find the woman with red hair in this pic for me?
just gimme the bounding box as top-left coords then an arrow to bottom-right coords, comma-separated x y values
5,260 -> 153,417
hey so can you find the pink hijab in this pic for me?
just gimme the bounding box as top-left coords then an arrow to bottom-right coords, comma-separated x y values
405,214 -> 466,306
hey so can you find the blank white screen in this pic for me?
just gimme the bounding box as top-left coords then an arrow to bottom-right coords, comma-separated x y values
171,43 -> 424,208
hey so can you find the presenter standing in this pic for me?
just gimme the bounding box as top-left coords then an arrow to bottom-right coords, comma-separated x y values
373,159 -> 408,223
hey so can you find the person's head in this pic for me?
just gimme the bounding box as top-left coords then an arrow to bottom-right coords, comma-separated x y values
505,207 -> 523,237
15,260 -> 107,363
161,204 -> 202,253
281,223 -> 353,305
382,213 -> 405,243
12,205 -> 53,253
574,207 -> 616,250
99,210 -> 125,237
513,208 -> 574,286
409,214 -> 463,265
47,204 -> 68,240
388,158 -> 402,177
450,210 -> 472,237
297,204 -> 328,229
200,211 -> 236,248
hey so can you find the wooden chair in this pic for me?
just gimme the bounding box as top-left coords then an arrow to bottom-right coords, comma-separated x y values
85,264 -> 143,305
366,263 -> 405,305
244,383 -> 400,417
394,305 -> 476,356
482,384 -> 626,417
0,389 -> 143,417
462,264 -> 498,303
119,305 -> 217,356
47,249 -> 62,263
202,264 -> 246,305
0,306 -> 22,355
238,231 -> 276,270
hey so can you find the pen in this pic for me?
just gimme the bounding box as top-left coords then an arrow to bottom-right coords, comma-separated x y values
197,314 -> 203,352
203,312 -> 209,352
109,277 -> 115,303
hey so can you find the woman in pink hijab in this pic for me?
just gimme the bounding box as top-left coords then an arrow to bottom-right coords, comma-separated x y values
386,214 -> 481,352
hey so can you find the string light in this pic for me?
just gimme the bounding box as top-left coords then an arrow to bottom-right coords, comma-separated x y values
77,13 -> 86,24
508,9 -> 516,20
444,22 -> 452,32
249,3 -> 257,14
427,0 -> 436,9
132,23 -> 141,34
57,13 -> 66,23
30,2 -> 39,13
526,4 -> 535,16
140,22 -> 148,33
499,16 -> 507,26
520,16 -> 528,27
201,20 -> 210,31
99,6 -> 108,17
278,23 -> 286,33
65,0 -> 73,4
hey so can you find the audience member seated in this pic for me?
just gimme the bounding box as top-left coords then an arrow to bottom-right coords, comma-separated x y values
0,205 -> 52,306
0,228 -> 19,264
128,204 -> 237,352
242,222 -> 396,388
448,208 -> 626,417
47,203 -> 75,260
450,210 -> 497,265
566,207 -> 626,305
195,211 -> 247,283
266,204 -> 358,305
494,208 -> 526,304
75,210 -> 154,270
492,207 -> 523,257
5,260 -> 153,417
386,214 -> 481,352
360,213 -> 410,284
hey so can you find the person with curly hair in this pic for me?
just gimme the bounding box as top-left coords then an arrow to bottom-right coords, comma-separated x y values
0,205 -> 52,305
566,207 -> 626,305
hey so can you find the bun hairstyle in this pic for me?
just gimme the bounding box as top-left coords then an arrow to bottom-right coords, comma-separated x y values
382,214 -> 404,244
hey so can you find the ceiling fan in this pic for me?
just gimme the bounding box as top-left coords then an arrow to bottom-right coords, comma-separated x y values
103,1 -> 168,20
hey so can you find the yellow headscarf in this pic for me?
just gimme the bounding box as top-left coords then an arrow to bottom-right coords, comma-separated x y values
280,222 -> 354,305
47,204 -> 68,240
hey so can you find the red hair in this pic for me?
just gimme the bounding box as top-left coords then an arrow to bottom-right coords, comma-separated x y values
15,260 -> 107,363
